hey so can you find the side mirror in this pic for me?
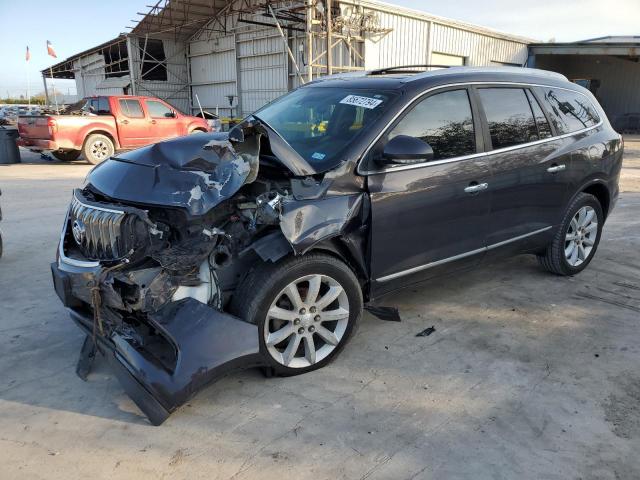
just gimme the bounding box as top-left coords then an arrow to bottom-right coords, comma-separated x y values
165,111 -> 176,118
379,135 -> 434,165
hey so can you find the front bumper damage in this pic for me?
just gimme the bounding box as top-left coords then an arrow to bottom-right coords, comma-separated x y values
52,260 -> 263,425
51,122 -> 370,425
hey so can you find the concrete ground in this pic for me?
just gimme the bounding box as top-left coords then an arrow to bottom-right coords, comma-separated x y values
1,141 -> 639,480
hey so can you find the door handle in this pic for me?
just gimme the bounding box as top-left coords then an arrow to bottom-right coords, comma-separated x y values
150,119 -> 156,124
121,119 -> 129,125
547,164 -> 566,173
464,182 -> 488,194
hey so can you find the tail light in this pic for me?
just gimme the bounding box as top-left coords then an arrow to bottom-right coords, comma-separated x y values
47,118 -> 58,135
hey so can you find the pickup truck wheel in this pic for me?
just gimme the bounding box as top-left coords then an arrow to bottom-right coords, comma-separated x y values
537,193 -> 603,276
51,150 -> 81,162
83,134 -> 114,165
229,253 -> 362,377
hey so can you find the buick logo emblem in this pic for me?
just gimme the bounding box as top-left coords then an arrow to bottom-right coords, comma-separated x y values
72,219 -> 86,245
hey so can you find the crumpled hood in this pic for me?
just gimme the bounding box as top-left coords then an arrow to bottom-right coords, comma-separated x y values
87,132 -> 255,217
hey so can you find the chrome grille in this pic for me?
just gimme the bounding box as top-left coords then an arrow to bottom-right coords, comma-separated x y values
68,193 -> 136,260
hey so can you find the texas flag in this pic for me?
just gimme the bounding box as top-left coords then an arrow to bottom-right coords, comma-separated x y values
46,40 -> 57,58
26,46 -> 30,62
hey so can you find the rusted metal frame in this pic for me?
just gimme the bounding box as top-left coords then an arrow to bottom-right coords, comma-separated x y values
134,38 -> 190,85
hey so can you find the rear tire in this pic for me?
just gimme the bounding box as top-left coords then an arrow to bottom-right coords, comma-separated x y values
537,193 -> 603,276
82,134 -> 114,165
229,253 -> 362,377
52,149 -> 81,162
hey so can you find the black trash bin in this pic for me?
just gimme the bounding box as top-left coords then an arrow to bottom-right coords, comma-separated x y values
0,128 -> 21,164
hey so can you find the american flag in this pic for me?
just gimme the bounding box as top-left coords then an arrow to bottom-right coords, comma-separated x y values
46,40 -> 57,58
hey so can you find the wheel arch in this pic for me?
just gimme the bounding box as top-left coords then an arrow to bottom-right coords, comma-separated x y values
581,181 -> 611,219
82,130 -> 119,150
305,236 -> 370,301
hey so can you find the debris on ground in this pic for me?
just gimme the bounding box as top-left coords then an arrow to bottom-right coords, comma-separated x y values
364,305 -> 401,322
416,326 -> 436,337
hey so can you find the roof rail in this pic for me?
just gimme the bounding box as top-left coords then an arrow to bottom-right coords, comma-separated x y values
369,65 -> 452,75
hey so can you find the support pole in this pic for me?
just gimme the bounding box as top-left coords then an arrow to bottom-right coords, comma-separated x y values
306,0 -> 313,82
42,73 -> 49,106
49,66 -> 59,114
326,0 -> 333,76
268,4 -> 305,85
125,35 -> 137,95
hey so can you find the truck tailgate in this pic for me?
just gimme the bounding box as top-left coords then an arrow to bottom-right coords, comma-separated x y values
18,116 -> 52,140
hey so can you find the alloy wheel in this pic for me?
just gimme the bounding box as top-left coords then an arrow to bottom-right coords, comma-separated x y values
263,274 -> 350,368
91,140 -> 110,160
564,205 -> 598,267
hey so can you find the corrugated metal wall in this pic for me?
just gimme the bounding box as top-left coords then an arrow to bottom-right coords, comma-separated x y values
533,54 -> 640,122
73,53 -> 109,98
430,23 -> 528,66
190,34 -> 237,117
363,10 -> 430,69
189,13 -> 290,117
236,27 -> 288,116
362,6 -> 528,68
130,37 -> 191,113
186,0 -> 530,116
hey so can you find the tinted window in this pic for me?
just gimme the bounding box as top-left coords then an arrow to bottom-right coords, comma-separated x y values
119,99 -> 144,118
146,100 -> 173,118
255,87 -> 399,168
388,89 -> 475,161
536,87 -> 600,134
525,90 -> 552,139
478,88 -> 537,150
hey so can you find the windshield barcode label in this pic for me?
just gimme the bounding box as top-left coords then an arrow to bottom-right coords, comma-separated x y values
339,95 -> 383,109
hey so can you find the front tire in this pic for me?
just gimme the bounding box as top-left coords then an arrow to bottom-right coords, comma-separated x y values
82,134 -> 114,165
538,192 -> 603,276
229,253 -> 362,376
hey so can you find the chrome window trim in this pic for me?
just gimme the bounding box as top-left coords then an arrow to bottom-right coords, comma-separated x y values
357,81 -> 603,176
375,226 -> 552,283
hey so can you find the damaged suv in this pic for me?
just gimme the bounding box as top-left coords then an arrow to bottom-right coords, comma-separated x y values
51,66 -> 622,425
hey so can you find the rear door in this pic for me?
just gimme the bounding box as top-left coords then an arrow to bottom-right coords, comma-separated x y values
143,99 -> 183,142
366,87 -> 491,295
115,98 -> 151,148
474,86 -> 571,249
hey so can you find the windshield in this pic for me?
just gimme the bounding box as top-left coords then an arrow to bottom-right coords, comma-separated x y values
254,86 -> 399,168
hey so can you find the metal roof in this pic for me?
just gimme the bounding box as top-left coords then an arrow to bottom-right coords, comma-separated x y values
579,36 -> 640,44
42,35 -> 127,78
130,0 -> 234,40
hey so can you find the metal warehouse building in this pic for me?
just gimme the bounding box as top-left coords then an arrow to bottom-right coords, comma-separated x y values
528,36 -> 640,132
44,0 -> 530,117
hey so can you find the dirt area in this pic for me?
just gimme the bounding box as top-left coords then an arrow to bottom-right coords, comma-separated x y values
1,142 -> 639,480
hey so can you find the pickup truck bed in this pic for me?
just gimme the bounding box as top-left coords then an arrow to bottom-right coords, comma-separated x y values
17,95 -> 210,164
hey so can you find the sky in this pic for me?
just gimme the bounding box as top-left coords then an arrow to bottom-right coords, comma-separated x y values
0,0 -> 637,97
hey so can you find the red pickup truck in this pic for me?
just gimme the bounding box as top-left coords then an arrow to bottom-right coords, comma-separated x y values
17,95 -> 211,164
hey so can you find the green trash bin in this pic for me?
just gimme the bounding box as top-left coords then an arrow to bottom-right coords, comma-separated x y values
0,128 -> 21,164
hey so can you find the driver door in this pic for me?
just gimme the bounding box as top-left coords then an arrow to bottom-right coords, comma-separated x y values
366,87 -> 492,296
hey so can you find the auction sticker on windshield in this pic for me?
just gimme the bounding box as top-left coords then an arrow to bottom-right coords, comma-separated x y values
339,95 -> 383,109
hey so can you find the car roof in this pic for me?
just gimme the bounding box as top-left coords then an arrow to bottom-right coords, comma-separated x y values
307,66 -> 574,92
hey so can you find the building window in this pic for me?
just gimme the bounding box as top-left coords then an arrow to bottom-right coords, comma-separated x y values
139,38 -> 167,81
103,41 -> 128,78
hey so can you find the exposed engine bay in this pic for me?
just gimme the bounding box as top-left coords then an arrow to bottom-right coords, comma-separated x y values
52,117 -> 369,424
